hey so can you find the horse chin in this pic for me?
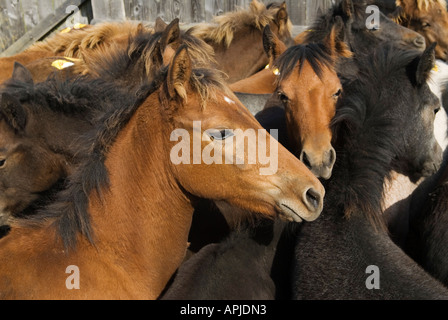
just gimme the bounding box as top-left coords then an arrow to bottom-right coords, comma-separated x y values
278,202 -> 303,223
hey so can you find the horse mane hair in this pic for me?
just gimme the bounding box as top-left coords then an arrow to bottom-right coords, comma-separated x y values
28,21 -> 151,58
330,44 -> 426,231
18,54 -> 230,250
302,0 -> 370,44
189,0 -> 292,47
84,26 -> 216,85
396,0 -> 447,12
273,43 -> 334,82
0,74 -> 122,122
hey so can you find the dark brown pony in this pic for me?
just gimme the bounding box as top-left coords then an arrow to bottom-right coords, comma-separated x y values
0,62 -> 120,227
393,0 -> 448,61
189,0 -> 294,83
0,45 -> 324,299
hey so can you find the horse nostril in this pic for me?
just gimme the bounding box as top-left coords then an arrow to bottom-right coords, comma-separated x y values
300,151 -> 312,169
413,36 -> 426,48
325,147 -> 336,167
304,188 -> 321,212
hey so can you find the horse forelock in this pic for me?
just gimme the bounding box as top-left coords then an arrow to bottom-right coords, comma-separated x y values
274,43 -> 335,83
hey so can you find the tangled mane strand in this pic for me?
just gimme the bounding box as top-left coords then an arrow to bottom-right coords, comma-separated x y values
84,25 -> 216,87
29,21 -> 150,58
189,0 -> 292,47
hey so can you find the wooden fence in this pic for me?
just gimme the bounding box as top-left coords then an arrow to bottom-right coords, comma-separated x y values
0,0 -> 335,56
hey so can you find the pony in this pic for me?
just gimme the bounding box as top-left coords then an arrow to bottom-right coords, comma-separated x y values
0,45 -> 324,299
257,20 -> 351,179
291,43 -> 447,299
375,0 -> 448,61
405,154 -> 448,287
189,0 -> 294,83
382,58 -> 448,248
230,0 -> 426,97
298,0 -> 426,76
0,62 -> 121,228
162,219 -> 296,300
0,19 -> 200,231
0,21 -> 149,83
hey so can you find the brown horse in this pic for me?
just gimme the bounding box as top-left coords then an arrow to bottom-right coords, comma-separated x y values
0,45 -> 324,299
0,21 -> 151,83
393,0 -> 448,61
255,20 -> 350,180
189,0 -> 294,83
0,19 -> 208,231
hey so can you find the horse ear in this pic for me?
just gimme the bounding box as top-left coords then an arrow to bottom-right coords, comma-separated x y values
0,92 -> 26,131
274,2 -> 289,29
11,62 -> 33,85
160,18 -> 181,53
160,18 -> 181,66
167,45 -> 191,101
154,17 -> 168,33
325,16 -> 352,60
415,42 -> 436,86
340,0 -> 354,19
263,25 -> 287,66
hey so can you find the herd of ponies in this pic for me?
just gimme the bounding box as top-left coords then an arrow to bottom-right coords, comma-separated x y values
0,0 -> 448,300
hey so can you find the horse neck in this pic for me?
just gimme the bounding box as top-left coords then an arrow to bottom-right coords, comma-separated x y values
212,30 -> 267,82
87,95 -> 194,293
326,125 -> 393,229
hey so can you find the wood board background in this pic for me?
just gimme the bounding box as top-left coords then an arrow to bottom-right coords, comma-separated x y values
0,0 -> 335,56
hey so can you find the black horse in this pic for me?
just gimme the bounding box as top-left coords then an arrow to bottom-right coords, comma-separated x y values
290,43 -> 447,299
162,219 -> 296,300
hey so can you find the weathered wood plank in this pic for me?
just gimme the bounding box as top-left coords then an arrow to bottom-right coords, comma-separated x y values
0,0 -> 89,57
91,0 -> 125,21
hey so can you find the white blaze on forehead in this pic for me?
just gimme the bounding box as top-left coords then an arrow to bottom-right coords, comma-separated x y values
224,96 -> 236,105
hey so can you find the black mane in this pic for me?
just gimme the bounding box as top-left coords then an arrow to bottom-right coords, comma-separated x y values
273,43 -> 334,81
329,44 -> 427,229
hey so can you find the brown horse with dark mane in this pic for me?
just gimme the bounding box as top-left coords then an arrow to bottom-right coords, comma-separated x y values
256,20 -> 351,179
0,44 -> 324,299
0,19 -> 212,232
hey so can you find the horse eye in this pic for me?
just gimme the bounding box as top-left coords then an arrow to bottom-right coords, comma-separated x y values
277,91 -> 289,104
422,22 -> 431,28
207,129 -> 234,141
333,89 -> 342,98
435,107 -> 440,115
0,159 -> 5,167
